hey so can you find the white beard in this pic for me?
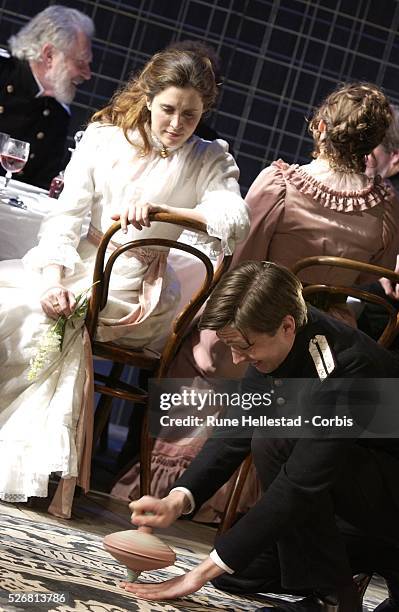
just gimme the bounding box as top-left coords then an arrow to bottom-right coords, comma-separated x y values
51,57 -> 77,105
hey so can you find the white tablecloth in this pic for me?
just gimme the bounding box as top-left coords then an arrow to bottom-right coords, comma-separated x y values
0,179 -> 51,260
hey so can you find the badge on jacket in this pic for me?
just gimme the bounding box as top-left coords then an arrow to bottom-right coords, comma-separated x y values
309,335 -> 335,379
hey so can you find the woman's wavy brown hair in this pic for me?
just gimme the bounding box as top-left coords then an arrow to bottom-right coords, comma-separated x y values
92,48 -> 218,155
309,82 -> 392,173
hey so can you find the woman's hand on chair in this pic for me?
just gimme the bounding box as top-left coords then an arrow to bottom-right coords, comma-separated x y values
129,491 -> 186,529
111,203 -> 168,233
40,285 -> 77,319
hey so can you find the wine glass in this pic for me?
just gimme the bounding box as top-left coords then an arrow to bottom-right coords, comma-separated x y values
0,137 -> 30,191
0,132 -> 9,149
0,133 -> 9,188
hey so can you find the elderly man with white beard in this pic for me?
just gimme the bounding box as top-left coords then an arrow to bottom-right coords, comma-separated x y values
0,5 -> 93,188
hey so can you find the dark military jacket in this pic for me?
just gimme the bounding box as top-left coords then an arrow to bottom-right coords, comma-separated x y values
175,306 -> 399,570
0,52 -> 69,188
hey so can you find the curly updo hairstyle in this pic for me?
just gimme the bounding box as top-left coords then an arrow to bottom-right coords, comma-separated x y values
92,48 -> 218,155
309,82 -> 392,173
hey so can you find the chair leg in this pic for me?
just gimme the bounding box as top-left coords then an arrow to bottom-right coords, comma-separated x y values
92,362 -> 124,449
218,453 -> 253,535
116,368 -> 149,471
99,416 -> 110,453
139,409 -> 153,496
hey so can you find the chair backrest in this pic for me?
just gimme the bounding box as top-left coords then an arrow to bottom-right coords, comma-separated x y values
85,211 -> 231,376
291,255 -> 399,348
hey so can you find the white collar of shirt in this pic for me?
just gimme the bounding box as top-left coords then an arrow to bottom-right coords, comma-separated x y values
31,70 -> 45,98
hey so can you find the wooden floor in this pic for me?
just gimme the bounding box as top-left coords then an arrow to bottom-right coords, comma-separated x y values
0,489 -> 389,610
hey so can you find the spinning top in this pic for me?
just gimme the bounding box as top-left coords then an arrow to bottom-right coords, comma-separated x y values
103,526 -> 176,582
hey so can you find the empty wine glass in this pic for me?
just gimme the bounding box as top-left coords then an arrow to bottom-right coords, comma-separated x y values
0,137 -> 30,191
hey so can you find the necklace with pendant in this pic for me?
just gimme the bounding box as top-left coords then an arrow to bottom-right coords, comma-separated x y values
160,145 -> 169,158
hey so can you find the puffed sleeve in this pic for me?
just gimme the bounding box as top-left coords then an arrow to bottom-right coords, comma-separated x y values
230,161 -> 287,266
369,182 -> 399,270
22,123 -> 100,273
193,139 -> 249,256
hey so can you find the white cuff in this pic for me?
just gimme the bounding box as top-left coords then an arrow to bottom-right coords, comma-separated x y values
170,487 -> 195,514
210,549 -> 234,574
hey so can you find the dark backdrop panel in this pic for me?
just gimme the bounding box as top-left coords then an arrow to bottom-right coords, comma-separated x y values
1,0 -> 398,192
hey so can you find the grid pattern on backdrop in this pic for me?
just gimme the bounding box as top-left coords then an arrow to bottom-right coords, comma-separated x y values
1,0 -> 399,194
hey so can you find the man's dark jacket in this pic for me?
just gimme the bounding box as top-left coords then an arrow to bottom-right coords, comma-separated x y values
0,53 -> 69,188
175,306 -> 399,571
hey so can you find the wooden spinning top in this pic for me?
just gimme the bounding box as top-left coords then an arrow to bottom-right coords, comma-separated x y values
103,526 -> 176,582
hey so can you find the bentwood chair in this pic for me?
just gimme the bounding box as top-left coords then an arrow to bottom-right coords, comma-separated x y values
218,255 -> 399,535
85,211 -> 230,496
292,255 -> 399,347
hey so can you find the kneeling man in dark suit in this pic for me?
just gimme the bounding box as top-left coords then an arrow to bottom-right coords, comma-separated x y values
123,261 -> 399,612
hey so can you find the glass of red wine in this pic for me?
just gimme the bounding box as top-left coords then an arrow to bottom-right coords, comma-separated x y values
0,137 -> 30,191
0,132 -> 9,187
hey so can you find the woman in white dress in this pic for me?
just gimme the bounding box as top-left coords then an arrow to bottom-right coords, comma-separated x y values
0,47 -> 249,514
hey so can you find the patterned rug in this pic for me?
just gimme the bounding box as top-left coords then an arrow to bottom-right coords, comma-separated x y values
0,511 -> 387,611
0,511 -> 270,611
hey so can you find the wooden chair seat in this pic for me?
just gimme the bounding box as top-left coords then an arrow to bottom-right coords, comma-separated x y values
92,341 -> 160,370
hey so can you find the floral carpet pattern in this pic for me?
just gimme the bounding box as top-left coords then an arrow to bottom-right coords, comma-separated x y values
0,512 -> 269,611
0,512 -> 386,611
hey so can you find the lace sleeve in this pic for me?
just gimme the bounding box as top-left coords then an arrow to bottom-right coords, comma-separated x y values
192,139 -> 249,256
22,124 -> 99,273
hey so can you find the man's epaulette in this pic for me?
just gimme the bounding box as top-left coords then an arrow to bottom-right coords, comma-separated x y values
308,334 -> 336,380
0,48 -> 11,59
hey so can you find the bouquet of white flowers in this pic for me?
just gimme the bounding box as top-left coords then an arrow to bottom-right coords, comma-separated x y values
27,282 -> 98,381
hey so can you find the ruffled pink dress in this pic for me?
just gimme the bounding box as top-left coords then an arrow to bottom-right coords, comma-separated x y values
111,158 -> 399,522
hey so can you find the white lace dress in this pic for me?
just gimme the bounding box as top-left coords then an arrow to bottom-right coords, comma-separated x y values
0,122 -> 249,507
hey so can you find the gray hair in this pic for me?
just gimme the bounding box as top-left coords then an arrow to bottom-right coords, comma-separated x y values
382,105 -> 399,153
8,5 -> 94,61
